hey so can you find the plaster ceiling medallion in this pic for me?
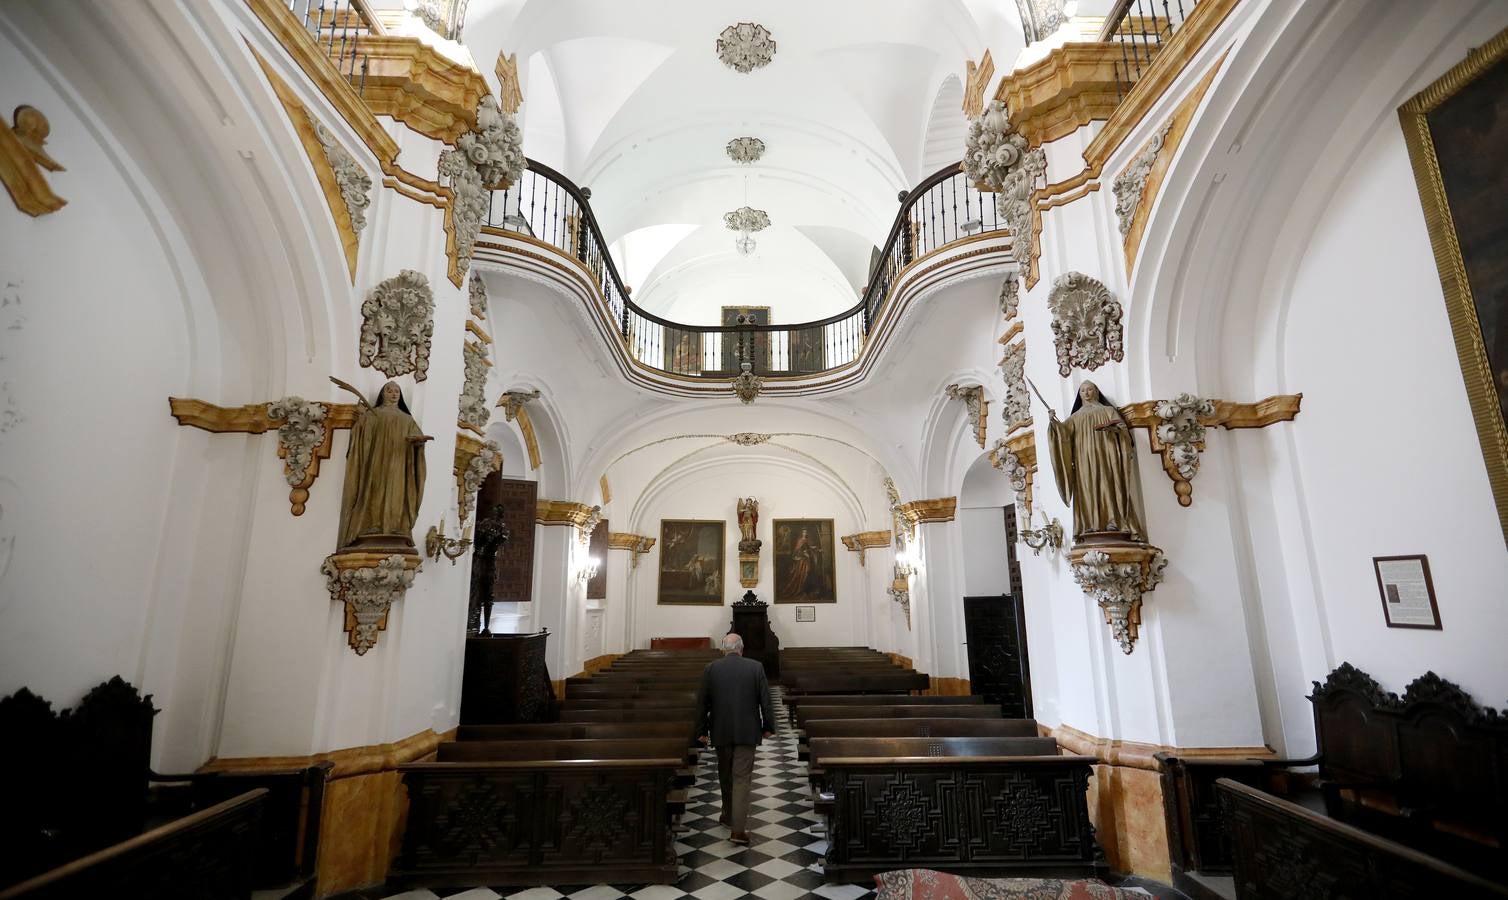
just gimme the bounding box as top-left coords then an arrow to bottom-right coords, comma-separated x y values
716,23 -> 777,73
723,206 -> 771,233
726,136 -> 766,165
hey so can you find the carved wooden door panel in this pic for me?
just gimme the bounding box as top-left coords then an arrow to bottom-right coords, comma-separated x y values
964,508 -> 1031,718
475,473 -> 536,603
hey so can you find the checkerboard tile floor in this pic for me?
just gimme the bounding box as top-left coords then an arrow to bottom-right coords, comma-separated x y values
381,687 -> 874,900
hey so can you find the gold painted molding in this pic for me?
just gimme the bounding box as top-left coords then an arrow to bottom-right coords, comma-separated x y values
999,320 -> 1024,344
963,50 -> 995,118
197,725 -> 451,779
169,397 -> 359,515
898,497 -> 958,526
1047,722 -> 1271,772
512,405 -> 542,470
466,320 -> 493,344
254,50 -> 361,281
495,52 -> 523,114
243,0 -> 400,166
536,500 -> 597,527
993,43 -> 1127,147
840,530 -> 892,565
608,531 -> 656,567
453,432 -> 495,508
0,105 -> 65,216
1005,430 -> 1039,518
1122,51 -> 1226,278
1121,394 -> 1302,505
360,35 -> 489,144
1399,24 -> 1508,546
599,474 -> 612,505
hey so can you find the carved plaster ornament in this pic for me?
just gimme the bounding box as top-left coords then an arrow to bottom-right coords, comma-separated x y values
999,146 -> 1048,276
468,270 -> 489,320
884,476 -> 913,547
1069,545 -> 1167,654
945,383 -> 988,448
726,432 -> 771,446
360,269 -> 435,381
267,396 -> 330,515
732,362 -> 764,404
716,23 -> 777,73
322,552 -> 419,655
999,343 -> 1030,432
497,388 -> 540,422
458,340 -> 491,432
964,101 -> 1027,192
1153,393 -> 1215,506
723,206 -> 771,233
1113,119 -> 1172,238
1016,0 -> 1069,44
726,136 -> 766,165
439,97 -> 525,278
0,105 -> 66,216
458,439 -> 502,525
1047,272 -> 1123,377
990,439 -> 1032,524
887,579 -> 912,630
578,505 -> 603,545
313,122 -> 372,238
999,272 -> 1020,322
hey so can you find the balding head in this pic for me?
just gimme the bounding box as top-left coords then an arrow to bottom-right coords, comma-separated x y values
721,633 -> 744,656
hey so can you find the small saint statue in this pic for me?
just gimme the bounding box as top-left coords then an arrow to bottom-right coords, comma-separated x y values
736,497 -> 760,551
331,378 -> 432,551
469,503 -> 510,634
1045,380 -> 1147,543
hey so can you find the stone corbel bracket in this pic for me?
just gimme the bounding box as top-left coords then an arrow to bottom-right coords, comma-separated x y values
1068,541 -> 1167,654
608,532 -> 656,569
1,105 -> 66,217
321,550 -> 420,655
897,497 -> 958,529
990,431 -> 1039,522
454,433 -> 502,525
840,530 -> 893,566
169,397 -> 359,515
1120,394 -> 1303,506
537,500 -> 600,543
497,390 -> 543,470
945,384 -> 988,448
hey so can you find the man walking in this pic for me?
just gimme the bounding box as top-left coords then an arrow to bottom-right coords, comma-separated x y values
695,633 -> 776,845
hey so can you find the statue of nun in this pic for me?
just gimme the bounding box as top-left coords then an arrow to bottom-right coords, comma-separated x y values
1046,380 -> 1147,543
331,378 -> 432,551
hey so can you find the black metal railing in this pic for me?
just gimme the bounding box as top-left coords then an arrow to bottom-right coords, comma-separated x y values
484,159 -> 1005,379
287,0 -> 372,96
1101,0 -> 1200,100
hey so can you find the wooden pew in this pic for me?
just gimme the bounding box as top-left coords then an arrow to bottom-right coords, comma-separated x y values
795,704 -> 1001,731
394,759 -> 680,887
785,672 -> 930,694
800,718 -> 1040,760
820,754 -> 1101,882
0,790 -> 266,900
1218,778 -> 1508,898
785,693 -> 989,727
559,708 -> 700,723
807,736 -> 1059,788
559,698 -> 694,710
437,738 -> 695,766
457,722 -> 693,742
565,686 -> 697,700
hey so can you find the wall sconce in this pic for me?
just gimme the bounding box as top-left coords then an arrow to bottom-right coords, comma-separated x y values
425,519 -> 472,565
893,548 -> 917,580
1019,510 -> 1064,557
577,556 -> 601,583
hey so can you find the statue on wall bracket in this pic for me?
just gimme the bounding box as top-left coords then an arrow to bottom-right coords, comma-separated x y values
737,497 -> 761,588
1037,378 -> 1166,654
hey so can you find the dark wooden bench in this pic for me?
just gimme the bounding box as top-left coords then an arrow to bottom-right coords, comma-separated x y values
1161,663 -> 1508,895
395,759 -> 680,887
558,709 -> 698,723
785,694 -> 989,727
565,686 -> 698,700
1218,778 -> 1508,898
559,698 -> 694,710
650,637 -> 714,650
807,736 -> 1059,790
786,672 -> 931,694
456,722 -> 693,742
437,737 -> 696,766
795,704 -> 1001,731
800,717 -> 1039,759
821,754 -> 1101,883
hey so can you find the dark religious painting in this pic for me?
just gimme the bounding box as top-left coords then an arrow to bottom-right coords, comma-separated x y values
657,519 -> 725,605
787,325 -> 826,373
586,518 -> 608,600
1400,29 -> 1508,543
662,328 -> 702,376
721,305 -> 771,372
478,474 -> 536,603
773,518 -> 836,603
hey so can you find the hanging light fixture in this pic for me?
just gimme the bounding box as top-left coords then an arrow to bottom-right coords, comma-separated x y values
735,232 -> 757,256
724,172 -> 770,256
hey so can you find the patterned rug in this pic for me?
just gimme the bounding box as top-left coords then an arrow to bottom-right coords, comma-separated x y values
873,870 -> 1135,900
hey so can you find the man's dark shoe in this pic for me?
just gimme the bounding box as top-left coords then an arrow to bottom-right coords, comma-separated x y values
718,814 -> 730,826
729,831 -> 752,845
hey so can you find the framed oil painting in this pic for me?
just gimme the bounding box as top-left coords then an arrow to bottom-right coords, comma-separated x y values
1399,27 -> 1508,544
662,328 -> 703,376
774,518 -> 836,603
657,519 -> 725,605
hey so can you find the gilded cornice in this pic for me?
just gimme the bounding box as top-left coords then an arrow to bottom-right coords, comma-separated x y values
537,500 -> 597,527
992,43 -> 1126,147
0,105 -> 66,217
608,532 -> 656,553
514,405 -> 542,470
840,530 -> 893,565
898,497 -> 958,526
254,50 -> 361,281
454,431 -> 486,501
466,320 -> 493,344
1118,394 -> 1303,431
1121,394 -> 1301,505
242,0 -> 400,166
360,35 -> 490,144
599,475 -> 612,505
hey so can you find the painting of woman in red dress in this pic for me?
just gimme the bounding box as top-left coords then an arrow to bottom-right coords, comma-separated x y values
774,518 -> 835,603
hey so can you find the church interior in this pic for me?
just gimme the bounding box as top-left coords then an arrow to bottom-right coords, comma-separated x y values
3,0 -> 1508,897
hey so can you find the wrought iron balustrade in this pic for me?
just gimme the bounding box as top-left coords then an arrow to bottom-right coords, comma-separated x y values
286,0 -> 372,95
1100,0 -> 1201,99
484,158 -> 1006,381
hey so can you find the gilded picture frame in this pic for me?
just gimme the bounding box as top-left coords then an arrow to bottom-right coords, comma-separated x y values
1398,26 -> 1508,546
773,518 -> 837,604
656,519 -> 726,605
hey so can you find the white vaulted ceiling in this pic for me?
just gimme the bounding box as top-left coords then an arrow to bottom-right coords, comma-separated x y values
459,0 -> 1023,323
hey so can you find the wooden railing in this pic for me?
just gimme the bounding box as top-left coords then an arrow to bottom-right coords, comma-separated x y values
485,160 -> 1006,380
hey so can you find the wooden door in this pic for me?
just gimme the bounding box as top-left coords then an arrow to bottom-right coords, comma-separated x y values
474,473 -> 537,603
962,507 -> 1032,717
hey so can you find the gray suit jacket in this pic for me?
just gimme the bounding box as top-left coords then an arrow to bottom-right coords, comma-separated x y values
695,654 -> 776,748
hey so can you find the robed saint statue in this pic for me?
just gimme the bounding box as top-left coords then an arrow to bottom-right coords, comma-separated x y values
1046,380 -> 1147,543
332,379 -> 432,551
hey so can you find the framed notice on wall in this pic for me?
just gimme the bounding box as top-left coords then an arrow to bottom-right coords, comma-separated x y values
795,606 -> 816,622
1372,554 -> 1442,630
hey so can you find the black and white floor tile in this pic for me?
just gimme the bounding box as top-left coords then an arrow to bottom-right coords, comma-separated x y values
380,688 -> 874,900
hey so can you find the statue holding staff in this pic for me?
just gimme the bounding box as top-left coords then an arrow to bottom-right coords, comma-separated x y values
331,378 -> 432,551
1034,378 -> 1147,543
